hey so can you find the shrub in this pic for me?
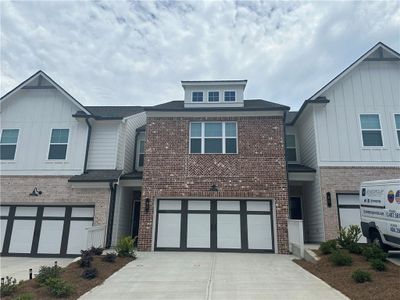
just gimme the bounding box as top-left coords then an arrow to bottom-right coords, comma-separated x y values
0,276 -> 18,297
352,269 -> 372,283
78,249 -> 94,268
347,242 -> 364,255
337,225 -> 362,249
14,293 -> 33,300
45,278 -> 74,298
115,236 -> 136,258
329,250 -> 353,266
103,252 -> 117,263
88,246 -> 104,256
81,268 -> 98,280
362,244 -> 387,261
36,265 -> 61,285
319,240 -> 337,255
370,259 -> 386,271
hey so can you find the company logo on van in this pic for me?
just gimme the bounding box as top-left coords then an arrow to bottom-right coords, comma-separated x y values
387,190 -> 395,203
395,190 -> 400,204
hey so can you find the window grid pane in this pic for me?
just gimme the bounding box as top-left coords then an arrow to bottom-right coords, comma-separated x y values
362,131 -> 383,147
51,129 -> 69,144
190,123 -> 201,137
205,123 -> 222,137
224,91 -> 235,102
286,148 -> 297,161
225,123 -> 236,137
205,139 -> 223,153
395,114 -> 400,129
48,144 -> 67,159
0,145 -> 16,160
208,91 -> 219,102
225,139 -> 237,153
192,92 -> 203,102
0,129 -> 19,144
360,115 -> 380,129
286,135 -> 296,148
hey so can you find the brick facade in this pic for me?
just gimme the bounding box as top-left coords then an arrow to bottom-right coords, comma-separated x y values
319,166 -> 400,240
138,116 -> 289,254
0,176 -> 111,225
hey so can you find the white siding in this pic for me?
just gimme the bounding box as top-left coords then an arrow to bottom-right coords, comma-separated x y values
0,89 -> 88,175
111,186 -> 133,246
121,112 -> 146,172
86,121 -> 120,170
315,61 -> 400,166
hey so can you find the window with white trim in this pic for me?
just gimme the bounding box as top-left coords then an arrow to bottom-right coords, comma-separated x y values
224,91 -> 236,102
395,114 -> 400,146
286,134 -> 297,162
208,91 -> 219,102
136,139 -> 145,170
360,114 -> 383,147
0,129 -> 19,160
192,91 -> 203,102
48,129 -> 69,159
190,122 -> 237,154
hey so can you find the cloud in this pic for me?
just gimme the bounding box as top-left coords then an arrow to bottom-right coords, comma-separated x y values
1,0 -> 399,110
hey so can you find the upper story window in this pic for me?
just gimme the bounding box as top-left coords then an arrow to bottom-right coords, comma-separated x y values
192,91 -> 203,102
286,134 -> 297,162
48,129 -> 69,160
136,139 -> 145,170
208,91 -> 219,102
360,114 -> 383,147
395,114 -> 400,146
0,129 -> 19,160
224,91 -> 236,102
190,122 -> 237,154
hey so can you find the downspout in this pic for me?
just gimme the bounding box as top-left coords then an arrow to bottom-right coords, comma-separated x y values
83,118 -> 92,173
105,181 -> 117,248
283,110 -> 291,253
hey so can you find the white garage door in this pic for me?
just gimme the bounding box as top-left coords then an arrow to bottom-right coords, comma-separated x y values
337,194 -> 366,243
155,199 -> 274,252
0,205 -> 94,256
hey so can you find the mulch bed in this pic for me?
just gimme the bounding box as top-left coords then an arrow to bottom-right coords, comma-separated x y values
294,250 -> 400,300
4,256 -> 134,300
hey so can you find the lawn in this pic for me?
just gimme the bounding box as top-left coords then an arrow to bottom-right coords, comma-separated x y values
295,250 -> 400,300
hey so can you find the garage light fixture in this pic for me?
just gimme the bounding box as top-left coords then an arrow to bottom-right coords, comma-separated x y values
326,192 -> 332,207
210,184 -> 218,192
29,187 -> 42,196
145,198 -> 150,213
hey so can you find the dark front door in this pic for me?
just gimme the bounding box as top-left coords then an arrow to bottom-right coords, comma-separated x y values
131,191 -> 141,241
289,197 -> 302,220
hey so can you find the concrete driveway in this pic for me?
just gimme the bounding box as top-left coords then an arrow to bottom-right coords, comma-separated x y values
0,257 -> 75,281
80,252 -> 347,300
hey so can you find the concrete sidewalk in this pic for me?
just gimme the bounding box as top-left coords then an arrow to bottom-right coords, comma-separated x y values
80,252 -> 348,300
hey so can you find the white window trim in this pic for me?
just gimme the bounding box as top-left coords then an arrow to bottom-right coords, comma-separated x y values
189,121 -> 238,154
359,113 -> 384,149
394,113 -> 400,148
135,137 -> 146,171
207,91 -> 220,102
0,128 -> 20,161
47,128 -> 70,161
286,134 -> 299,164
191,91 -> 204,102
223,90 -> 236,102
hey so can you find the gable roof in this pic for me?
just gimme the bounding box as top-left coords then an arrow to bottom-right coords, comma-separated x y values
0,70 -> 91,115
308,42 -> 400,100
145,99 -> 290,112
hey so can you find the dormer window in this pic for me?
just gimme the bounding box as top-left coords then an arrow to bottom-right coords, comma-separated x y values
208,91 -> 219,102
192,92 -> 203,102
224,91 -> 236,102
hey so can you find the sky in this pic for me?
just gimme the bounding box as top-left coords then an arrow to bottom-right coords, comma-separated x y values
1,1 -> 399,110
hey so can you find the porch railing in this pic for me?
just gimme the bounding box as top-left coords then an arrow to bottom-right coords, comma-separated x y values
86,224 -> 106,249
288,219 -> 304,258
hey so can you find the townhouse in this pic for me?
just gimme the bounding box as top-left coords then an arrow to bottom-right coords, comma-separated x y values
0,42 -> 399,257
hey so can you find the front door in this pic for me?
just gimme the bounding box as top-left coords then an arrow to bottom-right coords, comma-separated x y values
131,191 -> 141,242
289,197 -> 302,220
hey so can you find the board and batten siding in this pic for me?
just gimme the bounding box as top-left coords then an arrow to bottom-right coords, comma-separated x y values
86,121 -> 120,170
315,61 -> 400,166
296,107 -> 325,242
0,89 -> 88,175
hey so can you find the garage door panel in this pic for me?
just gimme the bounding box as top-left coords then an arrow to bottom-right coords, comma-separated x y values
338,194 -> 366,243
9,220 -> 36,253
38,220 -> 64,254
15,207 -> 37,217
157,213 -> 181,248
43,207 -> 66,217
187,214 -> 210,248
67,220 -> 93,255
217,214 -> 241,249
247,215 -> 272,250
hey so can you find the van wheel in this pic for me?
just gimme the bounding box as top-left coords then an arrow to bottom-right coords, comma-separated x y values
370,230 -> 389,252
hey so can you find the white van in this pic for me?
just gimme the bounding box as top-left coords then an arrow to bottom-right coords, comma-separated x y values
360,179 -> 400,251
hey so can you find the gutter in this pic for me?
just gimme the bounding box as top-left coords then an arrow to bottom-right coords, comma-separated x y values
288,97 -> 330,126
105,181 -> 118,248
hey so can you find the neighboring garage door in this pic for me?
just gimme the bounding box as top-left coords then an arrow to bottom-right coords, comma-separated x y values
0,205 -> 94,256
337,194 -> 366,243
155,199 -> 274,252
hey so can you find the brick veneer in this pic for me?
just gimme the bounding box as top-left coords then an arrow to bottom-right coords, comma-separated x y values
320,167 -> 400,240
0,176 -> 111,225
138,116 -> 289,253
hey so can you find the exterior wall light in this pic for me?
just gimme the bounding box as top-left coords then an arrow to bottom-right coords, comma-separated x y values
29,187 -> 42,196
326,192 -> 332,207
145,198 -> 150,213
210,184 -> 218,192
